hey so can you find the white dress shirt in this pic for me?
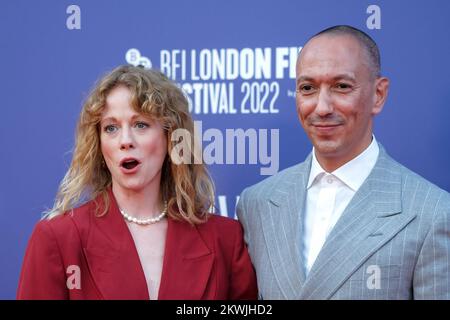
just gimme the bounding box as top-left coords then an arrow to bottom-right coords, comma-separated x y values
303,136 -> 379,275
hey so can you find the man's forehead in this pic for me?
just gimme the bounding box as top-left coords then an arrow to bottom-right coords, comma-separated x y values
300,34 -> 363,59
297,34 -> 370,76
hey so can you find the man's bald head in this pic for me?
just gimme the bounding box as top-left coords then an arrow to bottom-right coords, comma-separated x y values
302,25 -> 381,78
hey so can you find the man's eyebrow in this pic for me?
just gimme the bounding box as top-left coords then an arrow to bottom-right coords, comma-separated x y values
296,76 -> 314,83
332,74 -> 356,81
296,74 -> 356,82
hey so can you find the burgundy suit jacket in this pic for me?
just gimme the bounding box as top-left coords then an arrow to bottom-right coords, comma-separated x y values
17,191 -> 257,300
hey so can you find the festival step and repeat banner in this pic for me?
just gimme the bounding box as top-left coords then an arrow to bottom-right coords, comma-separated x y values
1,0 -> 449,298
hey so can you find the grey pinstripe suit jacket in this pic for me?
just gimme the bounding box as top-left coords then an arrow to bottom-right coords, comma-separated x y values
237,144 -> 450,299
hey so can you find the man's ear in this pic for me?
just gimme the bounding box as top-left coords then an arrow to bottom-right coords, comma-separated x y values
372,77 -> 389,115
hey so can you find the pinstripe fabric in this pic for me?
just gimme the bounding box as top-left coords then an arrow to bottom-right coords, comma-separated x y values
236,144 -> 450,299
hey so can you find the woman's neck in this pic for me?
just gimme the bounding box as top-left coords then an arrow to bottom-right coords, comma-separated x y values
112,183 -> 163,219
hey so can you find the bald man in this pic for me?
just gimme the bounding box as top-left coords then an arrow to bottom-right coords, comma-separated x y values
237,25 -> 450,300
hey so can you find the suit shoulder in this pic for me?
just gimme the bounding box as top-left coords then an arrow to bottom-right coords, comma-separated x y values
26,213 -> 81,258
38,200 -> 94,241
241,161 -> 308,198
399,163 -> 449,197
196,214 -> 244,245
201,214 -> 242,232
386,157 -> 450,215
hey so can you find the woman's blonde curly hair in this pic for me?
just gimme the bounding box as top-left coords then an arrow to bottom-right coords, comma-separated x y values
44,65 -> 214,225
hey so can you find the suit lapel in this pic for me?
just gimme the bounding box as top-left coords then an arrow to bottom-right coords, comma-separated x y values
299,146 -> 416,299
158,219 -> 214,300
82,189 -> 149,299
261,156 -> 311,299
81,189 -> 215,300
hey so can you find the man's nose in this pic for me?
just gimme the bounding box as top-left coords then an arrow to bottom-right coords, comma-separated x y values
315,88 -> 333,116
120,127 -> 135,150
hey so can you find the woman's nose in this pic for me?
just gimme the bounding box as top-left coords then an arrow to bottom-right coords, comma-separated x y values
119,128 -> 135,150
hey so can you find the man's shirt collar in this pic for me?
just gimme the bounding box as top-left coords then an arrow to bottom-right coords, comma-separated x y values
307,136 -> 380,191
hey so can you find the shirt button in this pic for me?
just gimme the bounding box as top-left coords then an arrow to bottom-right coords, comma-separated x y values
327,177 -> 333,184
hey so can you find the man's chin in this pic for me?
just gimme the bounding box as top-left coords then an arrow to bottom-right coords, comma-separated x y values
313,140 -> 341,157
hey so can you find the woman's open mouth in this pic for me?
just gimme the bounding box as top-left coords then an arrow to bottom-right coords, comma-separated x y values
120,158 -> 141,173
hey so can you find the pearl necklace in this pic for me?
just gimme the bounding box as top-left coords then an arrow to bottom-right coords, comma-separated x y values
120,202 -> 168,225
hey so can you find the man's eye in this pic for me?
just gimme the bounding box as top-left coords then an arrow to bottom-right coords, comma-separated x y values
104,125 -> 117,133
336,83 -> 352,90
135,122 -> 149,129
299,84 -> 315,93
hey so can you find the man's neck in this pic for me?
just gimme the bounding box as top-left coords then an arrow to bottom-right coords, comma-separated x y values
315,137 -> 374,173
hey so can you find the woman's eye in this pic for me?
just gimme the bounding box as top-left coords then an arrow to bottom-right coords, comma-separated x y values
104,125 -> 117,133
135,122 -> 149,129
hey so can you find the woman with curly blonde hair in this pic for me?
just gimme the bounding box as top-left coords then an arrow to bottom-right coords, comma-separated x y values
17,65 -> 257,300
